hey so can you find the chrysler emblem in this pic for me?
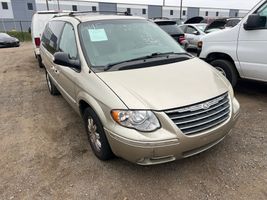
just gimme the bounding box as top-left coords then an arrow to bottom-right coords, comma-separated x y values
202,103 -> 210,109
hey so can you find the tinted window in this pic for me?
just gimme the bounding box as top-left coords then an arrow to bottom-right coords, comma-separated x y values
59,23 -> 78,59
42,21 -> 65,54
156,21 -> 184,35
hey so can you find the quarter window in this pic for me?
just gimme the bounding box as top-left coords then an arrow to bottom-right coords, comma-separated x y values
1,2 -> 8,10
59,23 -> 78,59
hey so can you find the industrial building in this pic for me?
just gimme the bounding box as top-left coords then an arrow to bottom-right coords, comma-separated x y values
0,0 -> 249,31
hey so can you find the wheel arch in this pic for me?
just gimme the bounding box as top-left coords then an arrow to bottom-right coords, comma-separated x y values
206,52 -> 240,78
77,93 -> 108,125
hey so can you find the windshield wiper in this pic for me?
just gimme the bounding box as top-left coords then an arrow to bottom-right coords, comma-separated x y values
103,52 -> 191,71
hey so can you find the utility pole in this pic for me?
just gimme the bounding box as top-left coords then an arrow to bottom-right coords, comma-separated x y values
162,0 -> 165,18
57,0 -> 60,10
46,0 -> 49,10
179,0 -> 183,20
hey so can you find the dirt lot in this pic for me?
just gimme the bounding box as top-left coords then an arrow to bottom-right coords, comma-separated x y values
0,42 -> 266,200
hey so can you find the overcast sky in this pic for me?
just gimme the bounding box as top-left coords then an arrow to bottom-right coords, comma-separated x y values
93,0 -> 262,10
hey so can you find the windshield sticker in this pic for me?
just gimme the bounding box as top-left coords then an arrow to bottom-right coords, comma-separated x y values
88,29 -> 108,42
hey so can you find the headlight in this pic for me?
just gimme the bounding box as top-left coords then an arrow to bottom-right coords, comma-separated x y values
111,110 -> 160,132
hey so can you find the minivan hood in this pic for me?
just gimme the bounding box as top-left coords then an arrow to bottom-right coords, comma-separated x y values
97,58 -> 229,110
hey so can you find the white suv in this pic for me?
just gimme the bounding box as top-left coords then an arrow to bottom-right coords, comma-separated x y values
200,0 -> 267,86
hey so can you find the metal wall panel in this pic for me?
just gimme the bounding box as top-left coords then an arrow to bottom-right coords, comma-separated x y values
99,2 -> 117,14
148,5 -> 162,18
187,7 -> 200,19
229,9 -> 239,17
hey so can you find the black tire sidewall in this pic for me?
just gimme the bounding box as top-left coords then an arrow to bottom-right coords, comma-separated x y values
210,59 -> 237,87
83,107 -> 113,160
37,55 -> 44,68
45,70 -> 59,95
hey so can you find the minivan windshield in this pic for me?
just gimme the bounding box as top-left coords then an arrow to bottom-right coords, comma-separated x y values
79,19 -> 186,70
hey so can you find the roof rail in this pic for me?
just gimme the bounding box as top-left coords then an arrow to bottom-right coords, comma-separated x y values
68,10 -> 132,16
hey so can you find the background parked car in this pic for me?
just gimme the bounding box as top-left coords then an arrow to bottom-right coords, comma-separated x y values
0,33 -> 20,48
152,18 -> 189,50
31,10 -> 69,67
179,23 -> 207,51
205,18 -> 242,33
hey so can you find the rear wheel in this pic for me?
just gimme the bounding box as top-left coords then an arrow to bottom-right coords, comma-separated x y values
45,70 -> 60,95
83,107 -> 114,160
210,59 -> 238,87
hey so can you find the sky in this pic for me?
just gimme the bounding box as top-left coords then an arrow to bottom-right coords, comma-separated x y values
92,0 -> 262,10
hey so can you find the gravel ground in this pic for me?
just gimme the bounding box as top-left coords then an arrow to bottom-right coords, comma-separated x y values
0,42 -> 266,200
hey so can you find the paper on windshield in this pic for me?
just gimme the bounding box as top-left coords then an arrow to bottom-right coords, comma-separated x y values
88,29 -> 108,42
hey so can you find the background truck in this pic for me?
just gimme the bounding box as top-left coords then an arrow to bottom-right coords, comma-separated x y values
199,0 -> 267,86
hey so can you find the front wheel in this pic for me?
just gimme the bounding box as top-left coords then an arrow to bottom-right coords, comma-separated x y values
83,107 -> 114,160
210,59 -> 238,87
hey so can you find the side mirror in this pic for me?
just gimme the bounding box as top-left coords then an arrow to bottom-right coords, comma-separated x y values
244,14 -> 266,30
193,31 -> 200,35
54,52 -> 80,69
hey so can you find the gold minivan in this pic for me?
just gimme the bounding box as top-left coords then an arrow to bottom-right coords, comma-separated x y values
40,12 -> 240,165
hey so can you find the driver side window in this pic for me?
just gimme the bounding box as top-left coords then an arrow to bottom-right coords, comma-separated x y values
59,23 -> 78,59
257,2 -> 267,28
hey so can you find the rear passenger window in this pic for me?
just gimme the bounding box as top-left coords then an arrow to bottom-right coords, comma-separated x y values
41,21 -> 65,54
186,26 -> 196,34
59,23 -> 78,59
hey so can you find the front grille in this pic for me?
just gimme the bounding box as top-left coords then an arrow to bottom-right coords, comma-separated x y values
165,93 -> 230,135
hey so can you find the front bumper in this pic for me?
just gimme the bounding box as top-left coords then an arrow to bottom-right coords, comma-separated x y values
105,98 -> 240,165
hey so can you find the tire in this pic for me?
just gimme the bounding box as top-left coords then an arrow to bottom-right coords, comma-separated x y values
37,55 -> 44,68
45,70 -> 60,95
83,107 -> 114,160
210,59 -> 238,87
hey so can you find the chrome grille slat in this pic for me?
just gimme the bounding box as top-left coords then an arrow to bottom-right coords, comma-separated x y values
168,98 -> 229,120
165,93 -> 230,135
180,115 -> 229,135
178,110 -> 230,130
174,104 -> 230,125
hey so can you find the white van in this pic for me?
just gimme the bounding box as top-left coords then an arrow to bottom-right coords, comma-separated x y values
31,11 -> 67,67
200,0 -> 267,86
